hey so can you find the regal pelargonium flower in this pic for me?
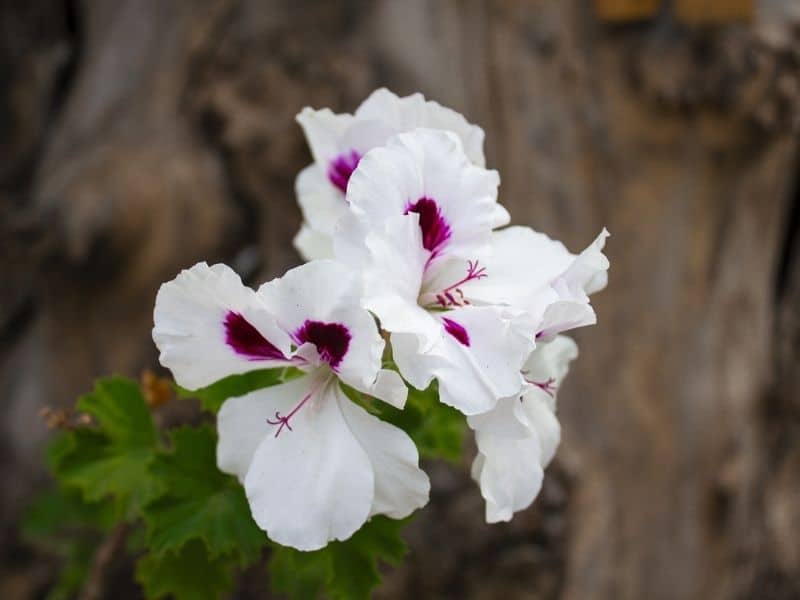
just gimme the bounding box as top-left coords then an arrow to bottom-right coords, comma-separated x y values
334,128 -> 533,416
152,260 -> 430,551
468,335 -> 578,523
294,88 -> 497,260
450,225 -> 610,341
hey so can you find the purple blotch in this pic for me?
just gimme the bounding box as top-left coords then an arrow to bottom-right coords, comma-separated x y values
405,197 -> 452,256
224,311 -> 287,361
442,317 -> 470,347
328,150 -> 362,193
294,320 -> 351,369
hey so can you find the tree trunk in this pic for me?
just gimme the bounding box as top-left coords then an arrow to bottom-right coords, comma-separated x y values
2,1 -> 799,598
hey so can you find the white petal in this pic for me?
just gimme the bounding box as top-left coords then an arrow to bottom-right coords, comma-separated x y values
389,332 -> 438,391
467,336 -> 577,523
472,432 -> 544,523
331,305 -> 385,392
355,88 -> 486,166
338,394 -> 430,519
295,164 -> 348,236
243,378 -> 374,551
216,374 -> 311,481
346,129 -> 500,263
536,296 -> 596,341
294,225 -> 334,261
561,228 -> 610,295
396,306 -> 534,416
336,214 -> 442,349
460,227 -> 608,338
295,107 -> 354,165
522,335 -> 579,393
517,395 -> 561,467
348,368 -> 408,409
258,260 -> 360,327
152,262 -> 293,390
461,226 -> 575,308
490,203 -> 511,228
467,396 -> 530,438
258,260 -> 384,389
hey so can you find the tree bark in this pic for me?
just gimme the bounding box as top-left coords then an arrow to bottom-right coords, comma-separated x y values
2,1 -> 799,598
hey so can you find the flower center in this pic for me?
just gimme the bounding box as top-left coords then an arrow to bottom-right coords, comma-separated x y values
293,320 -> 351,369
442,317 -> 470,346
224,311 -> 288,361
327,150 -> 362,194
405,197 -> 451,258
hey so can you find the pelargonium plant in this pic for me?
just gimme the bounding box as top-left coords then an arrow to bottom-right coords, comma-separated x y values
29,89 -> 609,600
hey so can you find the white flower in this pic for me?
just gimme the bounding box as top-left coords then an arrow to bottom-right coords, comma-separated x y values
468,336 -> 578,523
152,260 -> 430,551
458,226 -> 610,345
334,128 -> 532,416
294,88 -> 493,260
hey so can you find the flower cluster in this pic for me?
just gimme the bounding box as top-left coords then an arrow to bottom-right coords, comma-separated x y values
152,89 -> 609,551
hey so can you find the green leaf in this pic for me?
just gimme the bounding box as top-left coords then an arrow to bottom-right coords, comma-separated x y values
268,545 -> 329,600
378,382 -> 467,463
143,425 -> 266,565
268,517 -> 409,600
48,377 -> 162,517
178,368 -> 292,413
326,516 -> 407,600
136,540 -> 235,600
23,485 -> 114,600
23,485 -> 115,541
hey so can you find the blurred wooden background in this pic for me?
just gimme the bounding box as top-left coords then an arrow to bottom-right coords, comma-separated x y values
1,1 -> 799,598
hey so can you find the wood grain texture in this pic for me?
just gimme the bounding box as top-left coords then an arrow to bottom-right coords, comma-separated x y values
1,1 -> 798,598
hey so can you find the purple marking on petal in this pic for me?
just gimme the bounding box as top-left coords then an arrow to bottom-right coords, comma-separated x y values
442,317 -> 470,347
294,320 -> 351,369
405,197 -> 452,256
327,150 -> 362,193
224,311 -> 287,361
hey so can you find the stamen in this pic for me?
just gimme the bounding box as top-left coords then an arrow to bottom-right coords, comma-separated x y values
522,374 -> 557,398
428,259 -> 488,308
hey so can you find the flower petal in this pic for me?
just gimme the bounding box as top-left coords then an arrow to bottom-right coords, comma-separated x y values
461,226 -> 575,308
152,262 -> 293,390
243,378 -> 374,551
468,336 -> 578,523
295,165 -> 347,235
393,306 -> 534,415
354,88 -> 486,166
348,368 -> 409,409
295,107 -> 355,166
294,224 -> 333,261
346,129 -> 501,264
472,432 -> 545,523
336,214 -> 442,350
535,230 -> 609,339
561,228 -> 610,295
257,260 -> 384,387
338,393 -> 430,518
517,394 -> 561,468
216,374 -> 310,481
